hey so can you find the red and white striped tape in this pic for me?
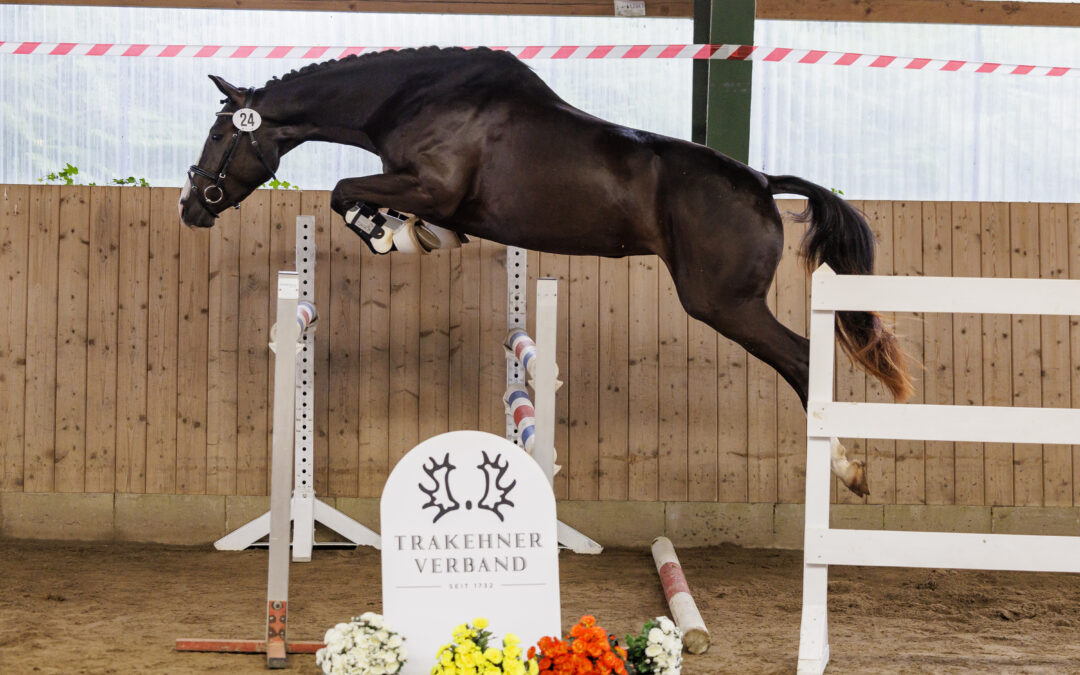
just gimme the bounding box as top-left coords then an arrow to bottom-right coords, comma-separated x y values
0,41 -> 1075,76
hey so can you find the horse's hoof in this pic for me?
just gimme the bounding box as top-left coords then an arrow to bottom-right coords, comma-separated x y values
414,222 -> 442,252
846,459 -> 870,498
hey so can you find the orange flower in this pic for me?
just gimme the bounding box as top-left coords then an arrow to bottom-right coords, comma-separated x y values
533,616 -> 629,675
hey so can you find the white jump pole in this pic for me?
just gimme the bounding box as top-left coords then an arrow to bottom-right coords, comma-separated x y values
215,216 -> 379,560
266,271 -> 303,667
532,279 -> 558,486
504,247 -> 601,554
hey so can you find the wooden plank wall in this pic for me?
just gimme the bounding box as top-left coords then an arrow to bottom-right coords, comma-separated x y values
1,186 -> 1079,508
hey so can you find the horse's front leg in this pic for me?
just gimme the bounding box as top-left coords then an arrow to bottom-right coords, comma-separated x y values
330,173 -> 464,255
330,173 -> 446,216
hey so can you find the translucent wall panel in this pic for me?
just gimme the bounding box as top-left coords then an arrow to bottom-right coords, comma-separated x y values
750,21 -> 1080,202
0,6 -> 692,188
3,8 -> 1078,201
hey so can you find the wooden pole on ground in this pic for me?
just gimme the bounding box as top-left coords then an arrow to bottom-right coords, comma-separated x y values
651,536 -> 710,654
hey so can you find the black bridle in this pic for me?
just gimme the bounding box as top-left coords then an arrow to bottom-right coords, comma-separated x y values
187,88 -> 279,218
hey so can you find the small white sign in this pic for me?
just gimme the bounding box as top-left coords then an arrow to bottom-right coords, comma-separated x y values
382,431 -> 560,674
614,0 -> 646,17
232,107 -> 262,132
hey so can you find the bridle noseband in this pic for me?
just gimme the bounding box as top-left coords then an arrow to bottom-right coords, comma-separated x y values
187,88 -> 279,218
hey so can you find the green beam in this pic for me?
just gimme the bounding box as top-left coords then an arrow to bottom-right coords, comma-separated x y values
692,0 -> 755,163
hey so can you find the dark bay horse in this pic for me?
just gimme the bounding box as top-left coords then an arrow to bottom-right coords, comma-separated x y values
179,46 -> 913,496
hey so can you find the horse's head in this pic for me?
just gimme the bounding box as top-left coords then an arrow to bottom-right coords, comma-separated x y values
179,75 -> 283,228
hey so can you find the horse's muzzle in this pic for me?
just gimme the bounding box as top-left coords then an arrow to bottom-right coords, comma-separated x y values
178,179 -> 216,228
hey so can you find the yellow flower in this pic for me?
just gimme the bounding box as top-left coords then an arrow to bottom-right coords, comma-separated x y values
504,633 -> 520,646
473,617 -> 489,630
484,647 -> 503,664
528,659 -> 539,675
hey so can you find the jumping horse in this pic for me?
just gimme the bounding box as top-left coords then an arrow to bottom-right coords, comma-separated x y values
179,47 -> 913,497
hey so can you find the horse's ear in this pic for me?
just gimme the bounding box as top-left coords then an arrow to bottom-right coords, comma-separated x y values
209,75 -> 245,105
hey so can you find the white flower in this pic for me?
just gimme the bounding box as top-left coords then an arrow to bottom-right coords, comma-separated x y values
658,616 -> 676,632
313,614 -> 406,674
648,627 -> 665,643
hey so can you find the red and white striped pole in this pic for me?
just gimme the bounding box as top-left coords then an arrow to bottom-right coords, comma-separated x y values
652,536 -> 710,654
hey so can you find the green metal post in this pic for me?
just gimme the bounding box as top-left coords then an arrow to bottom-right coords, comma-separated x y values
692,0 -> 755,163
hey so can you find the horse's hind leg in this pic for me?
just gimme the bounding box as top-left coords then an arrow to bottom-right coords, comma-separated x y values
670,265 -> 869,497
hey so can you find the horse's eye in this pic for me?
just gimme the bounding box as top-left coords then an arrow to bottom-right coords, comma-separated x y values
211,134 -> 223,142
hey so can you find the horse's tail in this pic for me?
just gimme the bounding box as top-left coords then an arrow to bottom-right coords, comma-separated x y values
767,174 -> 914,402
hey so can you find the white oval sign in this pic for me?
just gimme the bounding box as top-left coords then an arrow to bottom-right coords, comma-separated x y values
232,108 -> 261,132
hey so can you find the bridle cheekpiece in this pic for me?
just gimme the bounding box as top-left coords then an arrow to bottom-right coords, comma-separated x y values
187,88 -> 279,218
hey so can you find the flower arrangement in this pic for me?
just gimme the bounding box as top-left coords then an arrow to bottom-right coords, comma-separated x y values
528,615 -> 629,675
624,617 -> 682,675
431,617 -> 539,675
315,612 -> 407,675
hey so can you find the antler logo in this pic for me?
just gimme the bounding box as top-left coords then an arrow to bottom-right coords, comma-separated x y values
419,454 -> 460,523
476,452 -> 517,522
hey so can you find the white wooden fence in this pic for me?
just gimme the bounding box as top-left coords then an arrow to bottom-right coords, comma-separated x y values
797,265 -> 1080,674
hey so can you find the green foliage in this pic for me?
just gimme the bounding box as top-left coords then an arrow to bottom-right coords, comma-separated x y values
38,163 -> 79,185
110,176 -> 151,187
830,187 -> 845,195
38,164 -> 150,187
624,619 -> 659,675
261,178 -> 300,190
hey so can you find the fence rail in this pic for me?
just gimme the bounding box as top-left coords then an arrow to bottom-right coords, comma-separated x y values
0,185 -> 1078,506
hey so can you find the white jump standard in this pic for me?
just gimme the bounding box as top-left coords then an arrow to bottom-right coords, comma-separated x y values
214,216 -> 380,561
504,247 -> 601,555
178,216 -> 377,668
797,264 -> 1080,674
177,267 -> 326,667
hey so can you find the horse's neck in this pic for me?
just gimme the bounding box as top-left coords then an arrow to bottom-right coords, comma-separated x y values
260,64 -> 407,152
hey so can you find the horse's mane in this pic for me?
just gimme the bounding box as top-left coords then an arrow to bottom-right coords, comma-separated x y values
260,46 -> 517,90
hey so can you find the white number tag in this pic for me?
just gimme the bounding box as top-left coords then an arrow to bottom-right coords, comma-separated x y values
232,108 -> 262,132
